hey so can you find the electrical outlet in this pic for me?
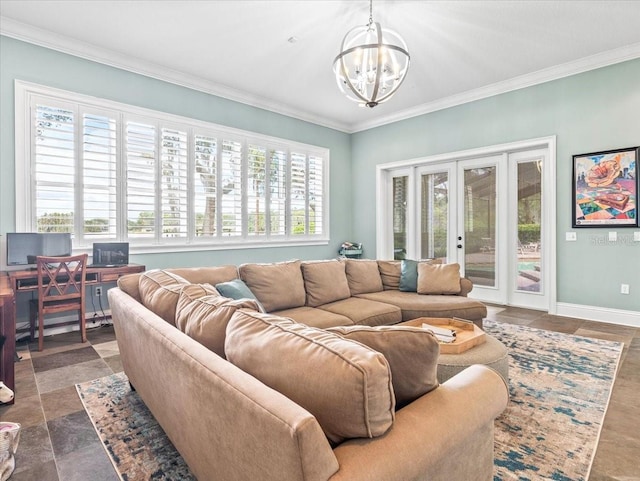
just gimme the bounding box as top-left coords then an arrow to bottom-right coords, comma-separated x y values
620,284 -> 630,295
566,232 -> 577,241
608,231 -> 617,242
95,286 -> 103,297
635,231 -> 640,242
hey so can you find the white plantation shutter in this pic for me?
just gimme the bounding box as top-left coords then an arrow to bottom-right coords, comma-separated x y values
161,128 -> 188,238
308,155 -> 324,235
82,112 -> 117,239
19,83 -> 328,249
220,140 -> 243,237
194,134 -> 217,237
247,145 -> 267,236
34,104 -> 76,233
126,121 -> 156,239
269,149 -> 287,236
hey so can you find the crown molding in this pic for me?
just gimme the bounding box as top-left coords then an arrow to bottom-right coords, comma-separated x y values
2,16 -> 639,135
351,42 -> 640,133
0,16 -> 352,133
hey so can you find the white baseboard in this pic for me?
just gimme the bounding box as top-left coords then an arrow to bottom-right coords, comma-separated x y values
556,303 -> 640,328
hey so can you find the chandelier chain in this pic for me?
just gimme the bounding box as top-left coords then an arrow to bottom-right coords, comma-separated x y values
368,0 -> 373,26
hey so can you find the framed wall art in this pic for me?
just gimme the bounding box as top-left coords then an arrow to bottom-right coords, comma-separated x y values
572,146 -> 639,227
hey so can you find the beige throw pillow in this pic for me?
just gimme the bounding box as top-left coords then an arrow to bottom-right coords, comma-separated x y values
175,287 -> 261,358
327,325 -> 440,408
138,270 -> 191,324
239,260 -> 306,312
417,262 -> 462,295
344,259 -> 383,295
225,309 -> 395,444
301,260 -> 351,307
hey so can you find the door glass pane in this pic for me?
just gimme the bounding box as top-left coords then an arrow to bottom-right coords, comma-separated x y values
420,172 -> 448,262
517,160 -> 542,292
392,176 -> 407,259
464,167 -> 496,287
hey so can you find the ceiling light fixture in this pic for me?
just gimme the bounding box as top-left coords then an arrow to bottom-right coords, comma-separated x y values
333,0 -> 410,108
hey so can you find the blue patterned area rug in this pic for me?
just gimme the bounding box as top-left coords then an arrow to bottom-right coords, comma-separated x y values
484,320 -> 622,481
77,321 -> 622,481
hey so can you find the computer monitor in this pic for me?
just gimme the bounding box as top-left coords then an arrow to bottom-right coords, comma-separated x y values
6,232 -> 72,266
91,242 -> 129,267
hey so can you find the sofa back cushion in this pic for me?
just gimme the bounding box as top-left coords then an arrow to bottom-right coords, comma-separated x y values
344,259 -> 383,295
417,262 -> 462,295
327,325 -> 440,408
167,265 -> 238,285
225,309 -> 395,444
239,260 -> 306,312
175,285 -> 261,358
377,260 -> 401,290
301,260 -> 351,307
138,270 -> 191,324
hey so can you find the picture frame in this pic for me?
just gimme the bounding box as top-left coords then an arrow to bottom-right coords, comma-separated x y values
572,146 -> 639,227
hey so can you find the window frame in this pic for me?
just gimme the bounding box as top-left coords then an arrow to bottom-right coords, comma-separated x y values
15,80 -> 330,253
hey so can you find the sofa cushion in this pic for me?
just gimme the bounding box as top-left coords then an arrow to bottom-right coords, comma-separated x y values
215,279 -> 265,312
225,309 -> 395,444
377,260 -> 401,290
301,260 -> 351,307
319,297 -> 402,327
327,325 -> 440,408
168,265 -> 238,285
138,270 -> 191,324
344,259 -> 383,295
417,263 -> 462,295
271,306 -> 354,329
175,286 -> 262,358
239,260 -> 306,312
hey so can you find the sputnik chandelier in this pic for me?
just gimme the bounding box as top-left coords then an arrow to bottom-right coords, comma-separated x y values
333,0 -> 410,108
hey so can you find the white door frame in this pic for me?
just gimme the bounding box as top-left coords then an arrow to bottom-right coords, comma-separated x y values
376,136 -> 557,314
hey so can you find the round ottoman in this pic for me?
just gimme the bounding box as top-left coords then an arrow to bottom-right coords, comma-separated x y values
437,335 -> 509,385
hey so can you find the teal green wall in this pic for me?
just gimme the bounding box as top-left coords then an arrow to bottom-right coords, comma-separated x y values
351,58 -> 640,312
0,36 -> 353,267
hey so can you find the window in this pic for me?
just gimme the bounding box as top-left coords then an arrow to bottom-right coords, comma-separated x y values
16,82 -> 329,250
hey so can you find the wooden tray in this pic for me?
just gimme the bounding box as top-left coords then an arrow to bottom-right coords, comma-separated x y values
410,317 -> 486,354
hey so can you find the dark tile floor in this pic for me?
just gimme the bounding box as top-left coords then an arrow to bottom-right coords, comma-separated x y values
0,307 -> 638,480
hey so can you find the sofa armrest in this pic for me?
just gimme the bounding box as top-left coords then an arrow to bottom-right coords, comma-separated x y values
459,277 -> 473,296
329,364 -> 508,481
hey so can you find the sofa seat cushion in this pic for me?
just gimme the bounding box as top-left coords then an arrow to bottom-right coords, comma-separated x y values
355,291 -> 487,322
270,306 -> 354,329
175,285 -> 262,358
327,325 -> 440,408
318,297 -> 402,327
225,310 -> 395,444
344,259 -> 383,295
301,260 -> 351,307
138,269 -> 191,325
239,260 -> 306,312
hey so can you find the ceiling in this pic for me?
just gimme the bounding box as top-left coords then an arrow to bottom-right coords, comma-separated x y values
2,1 -> 640,133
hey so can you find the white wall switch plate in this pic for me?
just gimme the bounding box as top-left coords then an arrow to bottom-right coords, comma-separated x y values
635,232 -> 640,242
621,284 -> 630,295
608,231 -> 617,242
566,232 -> 577,241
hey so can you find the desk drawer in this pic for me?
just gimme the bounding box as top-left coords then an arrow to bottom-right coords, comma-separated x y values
101,272 -> 125,283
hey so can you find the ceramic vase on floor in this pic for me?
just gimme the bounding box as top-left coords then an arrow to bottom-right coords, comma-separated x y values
0,422 -> 21,481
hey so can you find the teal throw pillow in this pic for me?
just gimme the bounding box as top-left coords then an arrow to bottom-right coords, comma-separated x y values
399,259 -> 418,292
215,279 -> 265,312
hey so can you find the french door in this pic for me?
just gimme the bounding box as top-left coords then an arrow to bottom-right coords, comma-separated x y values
380,142 -> 552,311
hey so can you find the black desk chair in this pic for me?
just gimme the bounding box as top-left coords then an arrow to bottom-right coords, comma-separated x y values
29,254 -> 88,352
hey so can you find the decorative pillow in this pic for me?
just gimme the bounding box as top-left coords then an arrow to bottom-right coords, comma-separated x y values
377,260 -> 401,290
417,262 -> 462,295
398,259 -> 418,292
138,270 -> 190,324
327,325 -> 440,408
343,259 -> 383,295
239,260 -> 306,312
301,260 -> 351,307
215,279 -> 265,312
225,309 -> 395,444
175,288 -> 262,358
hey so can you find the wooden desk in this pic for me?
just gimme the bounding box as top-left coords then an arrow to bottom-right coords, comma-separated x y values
1,264 -> 145,404
1,272 -> 16,405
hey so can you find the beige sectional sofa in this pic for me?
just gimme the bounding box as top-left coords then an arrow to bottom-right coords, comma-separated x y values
109,259 -> 507,481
